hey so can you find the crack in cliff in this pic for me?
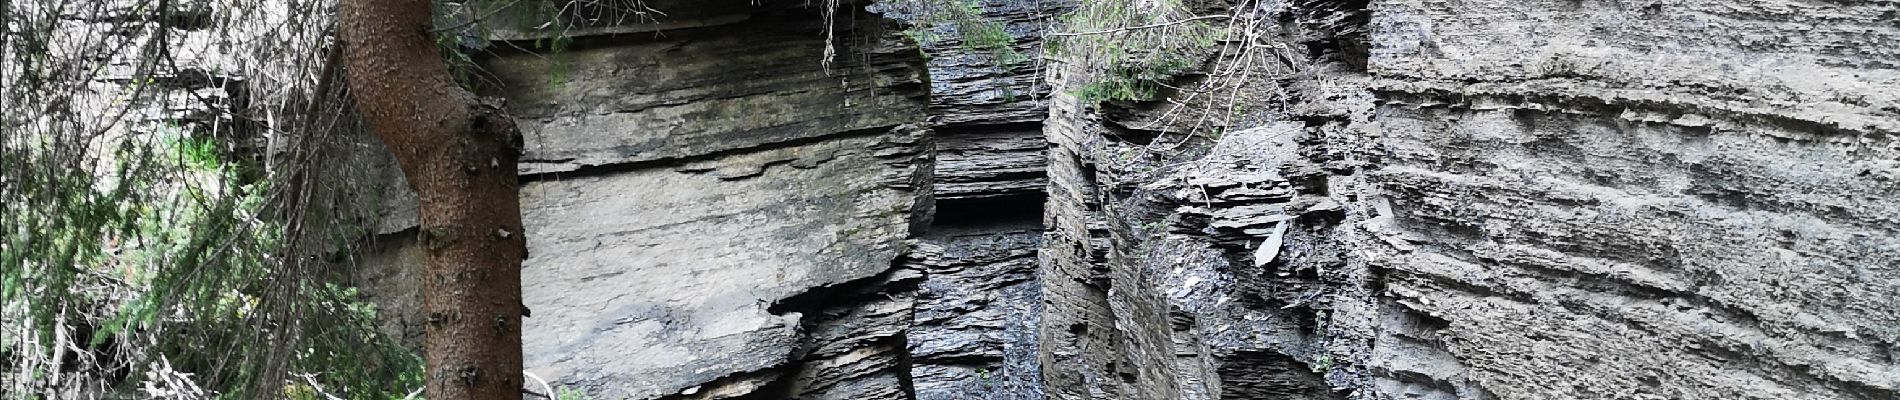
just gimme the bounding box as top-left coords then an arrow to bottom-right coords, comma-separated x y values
519,125 -> 902,183
929,193 -> 1047,230
1375,85 -> 1900,137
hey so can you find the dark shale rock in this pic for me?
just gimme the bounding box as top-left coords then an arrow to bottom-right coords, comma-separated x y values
874,0 -> 1075,201
906,222 -> 1046,400
881,2 -> 1069,399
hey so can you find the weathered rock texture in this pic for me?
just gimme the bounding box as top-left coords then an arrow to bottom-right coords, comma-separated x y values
1359,1 -> 1900,398
352,0 -> 1900,399
1038,0 -> 1899,399
363,1 -> 935,398
907,221 -> 1047,400
887,2 -> 1072,400
873,0 -> 1071,201
359,0 -> 1076,399
498,5 -> 937,397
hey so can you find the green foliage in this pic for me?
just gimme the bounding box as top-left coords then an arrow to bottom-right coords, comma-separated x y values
521,0 -> 575,89
891,0 -> 1026,100
4,0 -> 426,398
540,33 -> 575,89
431,0 -> 579,90
1310,309 -> 1333,373
1310,353 -> 1334,374
434,30 -> 485,89
897,0 -> 1020,58
1049,0 -> 1227,104
433,0 -> 494,89
1070,52 -> 1194,104
969,367 -> 997,390
6,122 -> 422,397
6,67 -> 417,400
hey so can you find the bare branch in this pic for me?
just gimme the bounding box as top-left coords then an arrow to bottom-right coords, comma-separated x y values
1047,14 -> 1230,37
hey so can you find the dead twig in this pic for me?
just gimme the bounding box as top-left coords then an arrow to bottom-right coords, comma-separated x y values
1047,15 -> 1230,37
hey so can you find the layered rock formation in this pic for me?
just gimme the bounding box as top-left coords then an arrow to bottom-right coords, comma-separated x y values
893,1 -> 1074,399
353,0 -> 1900,399
1359,1 -> 1899,398
360,0 -> 1070,398
365,1 -> 934,398
1038,0 -> 1899,399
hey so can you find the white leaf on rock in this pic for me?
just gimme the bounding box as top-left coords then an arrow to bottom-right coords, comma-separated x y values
1254,220 -> 1290,267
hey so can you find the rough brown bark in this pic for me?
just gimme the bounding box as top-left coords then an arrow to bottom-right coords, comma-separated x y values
337,1 -> 526,399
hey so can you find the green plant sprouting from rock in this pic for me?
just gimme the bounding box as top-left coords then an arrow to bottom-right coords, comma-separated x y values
882,0 -> 1030,101
886,0 -> 1026,63
555,386 -> 591,400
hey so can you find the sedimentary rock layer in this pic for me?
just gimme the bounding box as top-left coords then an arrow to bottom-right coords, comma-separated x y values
1036,0 -> 1898,399
350,0 -> 1900,399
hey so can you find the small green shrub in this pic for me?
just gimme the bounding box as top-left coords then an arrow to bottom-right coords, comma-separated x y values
558,387 -> 589,400
1310,353 -> 1334,374
890,0 -> 1027,101
1048,0 -> 1226,104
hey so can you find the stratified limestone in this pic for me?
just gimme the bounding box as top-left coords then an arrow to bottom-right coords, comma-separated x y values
351,1 -> 1900,399
875,0 -> 1073,201
1039,0 -> 1899,399
362,2 -> 933,399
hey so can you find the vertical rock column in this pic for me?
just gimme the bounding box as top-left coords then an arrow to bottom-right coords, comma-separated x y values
1036,64 -> 1190,400
873,1 -> 1075,399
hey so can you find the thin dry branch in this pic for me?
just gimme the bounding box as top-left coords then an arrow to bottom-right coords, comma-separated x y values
1047,14 -> 1230,37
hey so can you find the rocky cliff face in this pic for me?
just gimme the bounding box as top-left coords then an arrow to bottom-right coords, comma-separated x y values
1360,1 -> 1898,398
365,2 -> 930,398
354,0 -> 1899,399
1038,0 -> 1898,399
359,0 -> 1069,399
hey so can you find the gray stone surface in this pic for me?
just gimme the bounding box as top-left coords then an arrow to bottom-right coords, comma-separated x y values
906,223 -> 1046,400
517,128 -> 929,398
481,6 -> 927,175
872,0 -> 1073,128
875,0 -> 1072,201
934,124 -> 1049,200
878,2 -> 1066,399
1039,67 -> 1191,400
1358,1 -> 1899,398
774,267 -> 924,400
355,0 -> 1900,399
365,2 -> 938,399
1036,0 -> 1900,399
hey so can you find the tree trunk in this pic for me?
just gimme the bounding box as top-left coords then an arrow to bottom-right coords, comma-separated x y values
337,1 -> 526,399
